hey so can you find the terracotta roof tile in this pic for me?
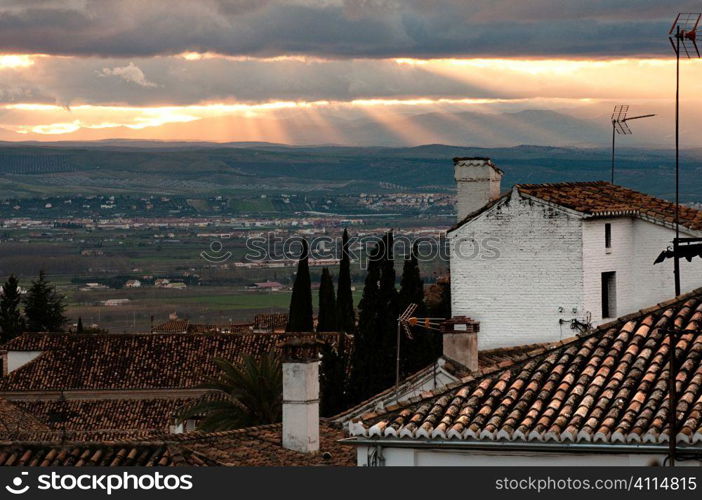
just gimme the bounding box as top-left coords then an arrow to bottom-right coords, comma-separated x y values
451,182 -> 702,233
253,313 -> 288,332
0,332 -> 342,392
0,423 -> 353,467
0,399 -> 49,434
351,288 -> 702,445
517,181 -> 702,231
152,319 -> 190,333
152,320 -> 253,334
333,341 -> 556,423
14,398 -> 194,432
0,442 -> 217,466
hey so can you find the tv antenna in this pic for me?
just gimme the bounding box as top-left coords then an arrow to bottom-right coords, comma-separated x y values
395,303 -> 444,393
610,105 -> 655,183
653,12 -> 702,469
665,12 -> 701,299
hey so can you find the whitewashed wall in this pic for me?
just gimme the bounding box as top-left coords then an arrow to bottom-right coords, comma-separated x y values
582,218 -> 634,325
449,191 -> 585,349
583,218 -> 702,326
355,446 -> 671,466
5,351 -> 42,374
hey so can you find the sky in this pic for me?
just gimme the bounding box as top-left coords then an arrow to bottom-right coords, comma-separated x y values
1,0 -> 702,146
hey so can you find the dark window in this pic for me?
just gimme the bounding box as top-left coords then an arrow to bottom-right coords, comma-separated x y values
605,223 -> 612,249
602,271 -> 617,318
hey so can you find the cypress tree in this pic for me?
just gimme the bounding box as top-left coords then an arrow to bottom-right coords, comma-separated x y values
348,231 -> 399,403
285,239 -> 313,332
318,267 -> 349,414
76,316 -> 84,334
336,228 -> 355,334
0,275 -> 25,342
24,271 -> 67,333
317,268 -> 337,332
425,274 -> 451,359
320,338 -> 347,417
399,242 -> 434,375
348,238 -> 382,403
426,274 -> 451,320
399,242 -> 425,315
375,231 -> 399,390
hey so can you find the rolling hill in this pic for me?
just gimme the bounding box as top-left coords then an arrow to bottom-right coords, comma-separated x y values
0,142 -> 699,203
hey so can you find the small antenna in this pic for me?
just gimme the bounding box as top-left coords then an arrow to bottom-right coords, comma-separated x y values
669,13 -> 701,58
610,105 -> 655,183
395,303 -> 445,393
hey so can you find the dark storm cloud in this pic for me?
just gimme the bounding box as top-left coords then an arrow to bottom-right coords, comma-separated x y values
0,0 -> 694,58
0,57 -> 497,106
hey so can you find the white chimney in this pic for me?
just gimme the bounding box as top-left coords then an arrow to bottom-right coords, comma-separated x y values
441,316 -> 480,372
454,157 -> 503,222
281,337 -> 320,453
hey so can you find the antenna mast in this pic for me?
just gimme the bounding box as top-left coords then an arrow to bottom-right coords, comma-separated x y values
610,105 -> 655,184
659,12 -> 702,468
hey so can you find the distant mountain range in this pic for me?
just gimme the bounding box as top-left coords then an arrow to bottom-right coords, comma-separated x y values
0,108 -> 672,148
0,141 -> 700,203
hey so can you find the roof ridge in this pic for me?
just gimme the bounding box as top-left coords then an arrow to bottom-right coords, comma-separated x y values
515,180 -> 609,189
158,422 -> 284,443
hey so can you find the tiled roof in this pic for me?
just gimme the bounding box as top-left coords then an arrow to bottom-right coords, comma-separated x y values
477,342 -> 557,368
0,332 -> 340,392
350,288 -> 702,446
518,181 -> 702,231
451,182 -> 702,232
0,399 -> 49,434
1,430 -> 168,441
0,423 -> 353,467
152,319 -> 253,334
152,319 -> 189,333
253,313 -> 288,332
333,342 -> 556,424
170,423 -> 354,466
188,323 -> 253,334
0,443 -> 218,466
14,398 -> 195,432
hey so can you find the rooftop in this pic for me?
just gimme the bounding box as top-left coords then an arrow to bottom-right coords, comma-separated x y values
451,181 -> 702,233
0,442 -> 217,466
169,423 -> 353,466
0,399 -> 49,434
152,318 -> 253,334
13,398 -> 194,433
253,313 -> 288,331
350,288 -> 702,447
518,181 -> 702,230
0,423 -> 353,467
0,332 -> 341,392
333,341 -> 556,423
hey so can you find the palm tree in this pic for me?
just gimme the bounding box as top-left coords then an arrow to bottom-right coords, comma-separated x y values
177,354 -> 282,432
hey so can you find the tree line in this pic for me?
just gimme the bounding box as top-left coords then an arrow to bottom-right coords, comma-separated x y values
0,271 -> 68,343
286,228 -> 449,416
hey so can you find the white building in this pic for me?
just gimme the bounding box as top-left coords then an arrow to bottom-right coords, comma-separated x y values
448,157 -> 702,349
102,298 -> 130,306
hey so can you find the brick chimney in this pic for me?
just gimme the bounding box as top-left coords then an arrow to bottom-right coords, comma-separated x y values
441,316 -> 480,372
453,157 -> 503,222
281,337 -> 320,453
